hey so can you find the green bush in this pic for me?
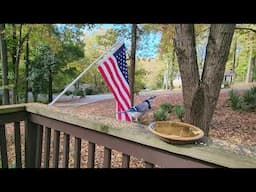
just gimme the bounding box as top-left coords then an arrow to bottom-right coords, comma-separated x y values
242,87 -> 256,111
243,89 -> 256,105
85,87 -> 94,95
153,109 -> 169,121
174,105 -> 184,121
64,90 -> 73,96
229,89 -> 242,110
73,89 -> 85,97
85,87 -> 100,95
250,86 -> 256,94
223,81 -> 230,88
160,103 -> 174,113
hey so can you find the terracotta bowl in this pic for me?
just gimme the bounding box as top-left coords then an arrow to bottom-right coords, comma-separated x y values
148,121 -> 204,144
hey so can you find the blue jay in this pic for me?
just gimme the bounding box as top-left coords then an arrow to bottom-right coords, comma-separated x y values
126,95 -> 156,121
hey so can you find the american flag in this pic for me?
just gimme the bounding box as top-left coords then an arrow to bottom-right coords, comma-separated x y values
97,43 -> 132,121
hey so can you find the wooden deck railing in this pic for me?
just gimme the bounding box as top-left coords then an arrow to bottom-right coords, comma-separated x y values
1,103 -> 256,168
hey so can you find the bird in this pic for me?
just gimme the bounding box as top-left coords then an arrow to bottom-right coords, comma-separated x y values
126,95 -> 156,122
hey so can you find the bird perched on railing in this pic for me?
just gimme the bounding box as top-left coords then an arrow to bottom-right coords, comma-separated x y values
126,95 -> 156,122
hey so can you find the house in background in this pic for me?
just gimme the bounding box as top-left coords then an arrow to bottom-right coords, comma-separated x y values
172,69 -> 234,89
223,69 -> 234,84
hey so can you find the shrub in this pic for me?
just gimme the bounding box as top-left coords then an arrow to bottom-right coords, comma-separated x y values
250,86 -> 256,94
153,109 -> 168,121
174,105 -> 184,121
85,88 -> 93,95
229,89 -> 242,110
64,90 -> 72,96
85,87 -> 100,95
73,89 -> 85,97
160,103 -> 174,113
242,87 -> 256,111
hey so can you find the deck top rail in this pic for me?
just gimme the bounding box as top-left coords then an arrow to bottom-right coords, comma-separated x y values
1,103 -> 256,168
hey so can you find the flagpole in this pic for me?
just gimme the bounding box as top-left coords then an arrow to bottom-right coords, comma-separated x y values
48,40 -> 123,106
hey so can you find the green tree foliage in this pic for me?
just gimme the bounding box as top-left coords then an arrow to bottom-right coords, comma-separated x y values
225,24 -> 256,82
29,44 -> 56,101
134,68 -> 147,94
66,28 -> 119,94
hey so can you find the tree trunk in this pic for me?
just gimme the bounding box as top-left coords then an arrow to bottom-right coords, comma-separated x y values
174,24 -> 200,124
169,47 -> 176,90
166,57 -> 170,89
48,69 -> 53,103
130,24 -> 137,106
12,24 -> 17,78
25,34 -> 29,103
246,44 -> 254,83
247,56 -> 255,82
0,24 -> 10,105
253,57 -> 256,81
174,24 -> 235,135
13,25 -> 22,104
232,37 -> 237,83
12,24 -> 29,104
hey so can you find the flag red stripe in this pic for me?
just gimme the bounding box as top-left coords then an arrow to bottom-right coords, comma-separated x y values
98,66 -> 122,108
97,43 -> 132,122
103,61 -> 130,109
99,63 -> 128,111
117,102 -> 121,120
98,65 -> 131,121
109,57 -> 131,98
98,65 -> 128,112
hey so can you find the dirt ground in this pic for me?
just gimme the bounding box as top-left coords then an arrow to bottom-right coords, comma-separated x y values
63,90 -> 256,146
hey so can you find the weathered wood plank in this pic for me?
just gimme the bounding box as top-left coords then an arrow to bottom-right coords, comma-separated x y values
53,130 -> 60,168
25,121 -> 38,168
14,122 -> 22,168
63,133 -> 70,168
0,111 -> 27,124
0,124 -> 8,168
74,137 -> 81,168
28,114 -> 218,168
35,125 -> 43,168
0,104 -> 25,114
43,127 -> 51,168
103,147 -> 111,168
87,142 -> 95,168
122,153 -> 130,168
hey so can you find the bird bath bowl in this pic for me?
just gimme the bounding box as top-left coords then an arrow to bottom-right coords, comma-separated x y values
148,121 -> 204,145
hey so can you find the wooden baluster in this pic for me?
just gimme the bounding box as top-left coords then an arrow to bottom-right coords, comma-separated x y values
14,122 -> 22,168
103,147 -> 111,168
87,142 -> 95,168
43,127 -> 51,168
0,124 -> 8,168
74,137 -> 81,168
53,130 -> 60,168
62,133 -> 70,168
122,153 -> 130,168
